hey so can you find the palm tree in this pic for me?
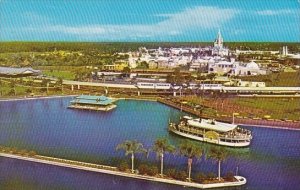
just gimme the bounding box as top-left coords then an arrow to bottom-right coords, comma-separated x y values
10,79 -> 16,96
179,141 -> 203,181
42,78 -> 51,94
208,147 -> 228,181
152,137 -> 175,176
57,77 -> 64,93
0,79 -> 3,96
116,140 -> 147,173
28,78 -> 34,95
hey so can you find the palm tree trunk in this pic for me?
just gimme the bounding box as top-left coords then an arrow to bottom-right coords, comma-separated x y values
160,153 -> 164,176
131,153 -> 134,173
218,160 -> 221,181
188,158 -> 192,181
47,83 -> 49,94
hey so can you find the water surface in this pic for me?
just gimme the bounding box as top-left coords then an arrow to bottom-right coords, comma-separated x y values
0,98 -> 299,190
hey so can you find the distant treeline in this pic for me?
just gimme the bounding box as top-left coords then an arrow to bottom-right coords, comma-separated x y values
0,42 -> 299,53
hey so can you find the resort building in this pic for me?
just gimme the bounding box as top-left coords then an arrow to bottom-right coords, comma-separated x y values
0,67 -> 41,78
103,62 -> 129,71
224,79 -> 266,87
208,60 -> 234,75
231,61 -> 267,76
208,59 -> 267,76
68,95 -> 117,111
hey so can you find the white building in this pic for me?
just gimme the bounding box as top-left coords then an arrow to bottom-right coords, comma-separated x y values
208,60 -> 234,74
231,61 -> 267,76
224,79 -> 266,87
208,59 -> 267,76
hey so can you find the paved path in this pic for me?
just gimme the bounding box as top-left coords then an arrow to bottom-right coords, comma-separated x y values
0,153 -> 246,189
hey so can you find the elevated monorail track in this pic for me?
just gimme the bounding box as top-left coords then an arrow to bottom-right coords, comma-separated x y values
63,80 -> 300,95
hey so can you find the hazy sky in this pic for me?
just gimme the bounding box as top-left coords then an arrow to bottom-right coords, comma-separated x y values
1,0 -> 299,42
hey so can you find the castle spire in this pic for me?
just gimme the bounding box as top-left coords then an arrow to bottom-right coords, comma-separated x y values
214,29 -> 223,49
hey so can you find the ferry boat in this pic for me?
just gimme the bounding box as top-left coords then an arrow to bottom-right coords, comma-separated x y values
169,116 -> 252,147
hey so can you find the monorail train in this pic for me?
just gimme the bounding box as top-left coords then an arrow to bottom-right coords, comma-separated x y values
187,83 -> 223,90
136,82 -> 223,90
136,82 -> 172,90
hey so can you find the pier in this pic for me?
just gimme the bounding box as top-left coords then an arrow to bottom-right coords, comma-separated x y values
0,152 -> 246,189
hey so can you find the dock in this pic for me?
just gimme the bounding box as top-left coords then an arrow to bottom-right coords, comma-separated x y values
68,95 -> 117,111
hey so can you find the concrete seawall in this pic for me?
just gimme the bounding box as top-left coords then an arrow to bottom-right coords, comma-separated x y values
0,153 -> 246,189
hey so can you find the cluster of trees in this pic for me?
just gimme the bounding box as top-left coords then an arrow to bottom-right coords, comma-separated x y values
1,42 -> 299,54
0,146 -> 37,157
166,68 -> 217,85
0,51 -> 125,68
0,77 -> 65,97
226,42 -> 300,52
1,42 -> 299,67
116,138 -> 229,183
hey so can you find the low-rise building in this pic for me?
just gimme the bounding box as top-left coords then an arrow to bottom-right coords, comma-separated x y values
207,60 -> 267,76
224,79 -> 266,87
0,67 -> 41,78
231,61 -> 267,76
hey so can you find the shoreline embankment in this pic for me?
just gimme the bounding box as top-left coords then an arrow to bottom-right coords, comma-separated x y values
157,98 -> 300,131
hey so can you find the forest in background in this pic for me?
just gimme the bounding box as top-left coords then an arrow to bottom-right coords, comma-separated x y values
1,42 -> 300,53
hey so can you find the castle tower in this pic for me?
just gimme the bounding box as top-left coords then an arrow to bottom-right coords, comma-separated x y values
214,29 -> 223,49
282,46 -> 288,56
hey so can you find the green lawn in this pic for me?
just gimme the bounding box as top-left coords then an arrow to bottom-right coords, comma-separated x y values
238,71 -> 300,87
232,98 -> 300,120
179,95 -> 300,120
0,85 -> 27,96
43,70 -> 75,80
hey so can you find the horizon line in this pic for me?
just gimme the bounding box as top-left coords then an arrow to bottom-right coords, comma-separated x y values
0,41 -> 299,44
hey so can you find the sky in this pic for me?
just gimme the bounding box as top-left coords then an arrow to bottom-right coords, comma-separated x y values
0,0 -> 299,42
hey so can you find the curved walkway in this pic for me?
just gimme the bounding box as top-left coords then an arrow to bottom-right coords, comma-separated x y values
0,153 -> 246,189
0,95 -> 76,102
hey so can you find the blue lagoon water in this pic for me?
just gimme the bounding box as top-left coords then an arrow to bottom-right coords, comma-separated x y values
0,97 -> 300,190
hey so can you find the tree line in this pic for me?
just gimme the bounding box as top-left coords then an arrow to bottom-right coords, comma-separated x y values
1,42 -> 299,53
116,138 -> 232,183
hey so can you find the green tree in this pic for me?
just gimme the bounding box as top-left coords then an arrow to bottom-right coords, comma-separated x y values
138,61 -> 149,69
207,73 -> 217,84
179,141 -> 203,181
0,79 -> 3,96
207,147 -> 228,181
41,78 -> 51,94
166,74 -> 175,84
116,140 -> 147,173
152,137 -> 175,176
10,79 -> 16,96
173,67 -> 184,84
56,77 -> 64,93
122,66 -> 131,77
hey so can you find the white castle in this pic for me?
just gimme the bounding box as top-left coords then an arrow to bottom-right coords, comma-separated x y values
212,29 -> 228,57
214,29 -> 224,49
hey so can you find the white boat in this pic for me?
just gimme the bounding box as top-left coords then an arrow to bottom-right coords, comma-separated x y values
169,116 -> 252,147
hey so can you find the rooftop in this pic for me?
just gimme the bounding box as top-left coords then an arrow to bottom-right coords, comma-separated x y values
0,67 -> 40,75
71,95 -> 114,106
187,118 -> 237,133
